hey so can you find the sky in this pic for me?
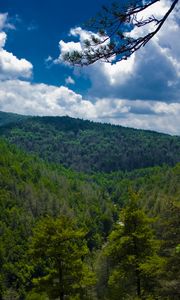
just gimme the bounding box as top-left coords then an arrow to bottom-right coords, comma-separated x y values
0,0 -> 179,135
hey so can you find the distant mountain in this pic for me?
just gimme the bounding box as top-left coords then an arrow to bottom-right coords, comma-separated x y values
0,110 -> 29,126
0,115 -> 179,173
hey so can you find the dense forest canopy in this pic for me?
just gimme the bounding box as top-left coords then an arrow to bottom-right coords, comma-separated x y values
0,111 -> 29,127
0,110 -> 179,299
0,135 -> 179,299
0,115 -> 179,173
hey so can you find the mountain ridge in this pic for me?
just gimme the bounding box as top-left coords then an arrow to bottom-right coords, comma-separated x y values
0,111 -> 179,136
0,112 -> 179,173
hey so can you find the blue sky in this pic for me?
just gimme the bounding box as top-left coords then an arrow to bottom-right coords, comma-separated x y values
1,0 -> 104,89
0,0 -> 180,134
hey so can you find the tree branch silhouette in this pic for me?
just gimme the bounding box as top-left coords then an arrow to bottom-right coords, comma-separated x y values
63,0 -> 179,66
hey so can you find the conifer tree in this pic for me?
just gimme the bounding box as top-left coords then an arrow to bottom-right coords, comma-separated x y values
29,216 -> 95,300
105,192 -> 164,299
159,199 -> 180,299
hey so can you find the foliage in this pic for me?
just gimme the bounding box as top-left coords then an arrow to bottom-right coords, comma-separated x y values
0,111 -> 29,127
29,216 -> 95,300
0,115 -> 179,173
104,192 -> 164,299
158,200 -> 180,299
0,139 -> 113,298
0,131 -> 179,299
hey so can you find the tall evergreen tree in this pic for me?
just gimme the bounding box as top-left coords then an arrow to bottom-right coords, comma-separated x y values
158,199 -> 180,299
29,216 -> 95,300
105,192 -> 164,299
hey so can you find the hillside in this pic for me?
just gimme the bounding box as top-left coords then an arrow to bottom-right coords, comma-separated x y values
0,138 -> 116,298
0,112 -> 179,299
0,138 -> 179,299
0,110 -> 29,126
0,115 -> 179,173
0,138 -> 113,237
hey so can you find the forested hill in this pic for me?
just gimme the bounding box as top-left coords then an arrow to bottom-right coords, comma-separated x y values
0,138 -> 180,299
0,138 -> 114,298
0,115 -> 179,172
0,110 -> 29,126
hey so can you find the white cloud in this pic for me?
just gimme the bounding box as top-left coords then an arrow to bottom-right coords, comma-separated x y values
0,49 -> 33,80
70,27 -> 93,43
0,80 -> 96,118
0,12 -> 16,31
0,5 -> 179,136
0,79 -> 179,135
0,13 -> 7,30
55,26 -> 109,64
111,112 -> 180,135
128,0 -> 170,39
0,13 -> 33,80
0,32 -> 6,48
45,55 -> 53,62
65,76 -> 75,85
55,39 -> 82,64
93,97 -> 180,134
86,0 -> 180,100
55,26 -> 136,88
57,0 -> 180,103
84,54 -> 136,88
128,0 -> 180,76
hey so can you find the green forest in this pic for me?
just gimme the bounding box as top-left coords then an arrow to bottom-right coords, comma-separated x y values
0,115 -> 179,173
0,112 -> 179,299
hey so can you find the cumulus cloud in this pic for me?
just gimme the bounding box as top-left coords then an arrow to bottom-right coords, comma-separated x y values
57,0 -> 180,102
0,5 -> 179,136
0,79 -> 179,134
93,97 -> 180,134
0,46 -> 33,80
86,0 -> 180,101
0,13 -> 33,80
0,80 -> 96,118
55,26 -> 109,65
55,39 -> 82,64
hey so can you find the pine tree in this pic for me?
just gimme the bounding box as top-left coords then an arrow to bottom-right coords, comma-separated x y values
159,199 -> 180,299
105,192 -> 164,299
29,215 -> 96,300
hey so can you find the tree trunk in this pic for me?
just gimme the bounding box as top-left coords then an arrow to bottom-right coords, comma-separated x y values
60,291 -> 64,300
136,269 -> 141,298
132,227 -> 141,298
59,261 -> 64,300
